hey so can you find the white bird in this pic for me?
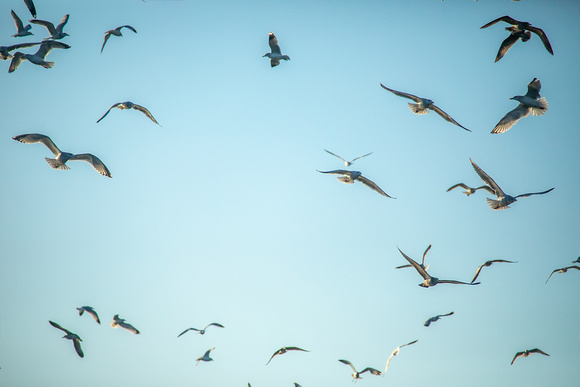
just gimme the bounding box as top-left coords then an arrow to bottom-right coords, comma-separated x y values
12,133 -> 112,178
266,346 -> 309,365
263,32 -> 290,67
49,321 -> 84,358
30,14 -> 70,40
110,314 -> 140,334
491,78 -> 548,134
324,149 -> 373,167
511,348 -> 550,365
446,183 -> 495,196
8,40 -> 70,72
395,244 -> 431,271
317,169 -> 395,198
97,101 -> 160,126
11,10 -> 33,37
424,311 -> 454,327
382,340 -> 418,375
101,25 -> 137,53
196,347 -> 215,366
177,323 -> 224,337
23,0 -> 37,18
471,260 -> 517,283
470,158 -> 554,210
380,83 -> 470,131
76,306 -> 100,325
0,42 -> 41,60
339,359 -> 382,381
545,266 -> 580,284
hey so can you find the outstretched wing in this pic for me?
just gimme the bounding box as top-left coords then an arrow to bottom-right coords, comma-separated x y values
360,367 -> 381,376
13,133 -> 61,156
495,33 -> 520,62
24,0 -> 37,18
56,14 -> 70,33
11,10 -> 27,32
514,187 -> 554,199
73,339 -> 84,358
438,279 -> 480,285
421,245 -> 431,266
429,104 -> 470,131
529,348 -> 550,356
339,359 -> 357,373
101,32 -> 112,53
68,154 -> 112,178
379,83 -> 423,103
324,149 -> 347,163
29,18 -> 57,35
132,104 -> 160,125
49,320 -> 72,335
471,264 -> 485,284
447,183 -> 469,192
205,322 -> 225,330
178,328 -> 199,337
469,159 -> 505,197
526,26 -> 553,55
96,103 -> 121,123
480,15 -> 520,29
491,104 -> 530,134
349,152 -> 373,163
356,175 -> 394,198
397,247 -> 429,280
268,33 -> 281,54
121,25 -> 137,34
511,351 -> 524,365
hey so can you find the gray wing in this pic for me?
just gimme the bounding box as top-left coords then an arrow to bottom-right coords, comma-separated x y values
56,14 -> 70,33
395,264 -> 411,269
477,185 -> 496,194
30,19 -> 57,35
471,264 -> 485,283
360,367 -> 381,376
421,245 -> 432,266
5,42 -> 42,52
178,328 -> 199,337
447,183 -> 470,192
12,133 -> 61,156
132,104 -> 160,125
349,152 -> 373,163
437,279 -> 480,285
35,41 -> 70,59
97,103 -> 122,123
121,25 -> 137,34
495,33 -> 521,62
525,78 -> 542,99
317,169 -> 351,176
470,159 -> 504,197
526,26 -> 553,55
9,52 -> 26,72
119,321 -> 140,334
84,307 -> 101,324
529,348 -> 550,357
491,104 -> 530,134
380,83 -> 423,103
24,0 -> 37,18
339,359 -> 357,373
480,15 -> 519,29
514,187 -> 554,199
101,32 -> 112,53
268,33 -> 281,54
429,104 -> 471,131
68,154 -> 112,178
324,149 -> 347,163
11,10 -> 26,32
400,339 -> 418,348
397,247 -> 429,280
73,339 -> 84,358
49,320 -> 72,335
205,322 -> 224,330
356,175 -> 395,198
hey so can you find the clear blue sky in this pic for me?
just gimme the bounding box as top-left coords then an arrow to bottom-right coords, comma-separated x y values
1,0 -> 579,386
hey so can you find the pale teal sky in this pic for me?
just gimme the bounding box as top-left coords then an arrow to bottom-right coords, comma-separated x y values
1,0 -> 579,386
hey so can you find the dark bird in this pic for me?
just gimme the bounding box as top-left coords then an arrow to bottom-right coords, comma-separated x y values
317,169 -> 395,198
196,347 -> 215,366
396,244 -> 431,271
8,40 -> 70,72
263,32 -> 290,67
76,306 -> 100,324
177,323 -> 224,337
30,14 -> 70,40
110,314 -> 140,334
11,10 -> 33,37
424,311 -> 454,327
266,347 -> 309,365
572,257 -> 580,264
0,42 -> 41,60
446,183 -> 494,197
324,149 -> 373,167
511,348 -> 550,365
339,359 -> 382,381
97,101 -> 160,125
545,266 -> 580,284
49,321 -> 84,358
471,260 -> 517,283
489,26 -> 532,62
23,0 -> 36,18
101,25 -> 137,53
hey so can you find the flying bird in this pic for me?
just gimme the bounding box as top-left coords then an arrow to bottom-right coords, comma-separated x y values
324,149 -> 373,167
424,311 -> 454,327
177,323 -> 224,337
196,347 -> 215,366
446,183 -> 494,196
317,169 -> 395,198
380,83 -> 470,132
97,101 -> 160,125
76,306 -> 100,324
11,10 -> 33,37
397,247 -> 480,287
491,78 -> 548,134
471,260 -> 517,283
382,340 -> 418,375
12,133 -> 112,177
511,348 -> 550,365
470,158 -> 553,210
572,257 -> 580,264
49,321 -> 84,358
101,25 -> 137,53
110,314 -> 140,334
545,266 -> 580,284
396,244 -> 431,271
339,359 -> 382,381
263,32 -> 290,67
8,40 -> 70,72
266,347 -> 309,365
0,42 -> 41,60
30,14 -> 70,40
23,0 -> 36,18
481,16 -> 553,61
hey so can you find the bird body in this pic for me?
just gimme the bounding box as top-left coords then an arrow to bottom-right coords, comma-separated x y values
101,25 -> 137,53
77,306 -> 100,324
424,311 -> 454,327
8,40 -> 70,72
263,32 -> 290,67
511,348 -> 550,365
266,346 -> 309,365
97,101 -> 160,125
317,169 -> 394,198
11,10 -> 33,37
178,322 -> 224,337
30,14 -> 70,40
110,314 -> 140,334
49,321 -> 84,358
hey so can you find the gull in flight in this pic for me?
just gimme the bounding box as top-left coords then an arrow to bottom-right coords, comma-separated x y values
447,183 -> 494,196
424,311 -> 454,327
380,83 -> 470,132
511,348 -> 549,365
545,266 -> 580,284
8,40 -> 70,72
110,314 -> 140,334
11,10 -> 33,37
396,244 -> 431,271
49,321 -> 84,358
0,42 -> 41,60
470,158 -> 553,210
317,170 -> 395,198
481,16 -> 553,61
397,247 -> 479,287
30,14 -> 70,40
266,347 -> 309,365
491,78 -> 548,134
263,32 -> 290,67
196,347 -> 215,366
24,0 -> 37,18
97,101 -> 160,125
324,149 -> 373,167
382,340 -> 418,375
77,306 -> 100,324
471,260 -> 517,283
177,322 -> 224,337
572,257 -> 580,264
339,359 -> 382,381
101,25 -> 137,53
12,133 -> 112,178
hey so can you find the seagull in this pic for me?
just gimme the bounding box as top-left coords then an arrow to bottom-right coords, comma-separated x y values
23,0 -> 36,18
101,25 -> 137,53
76,306 -> 100,325
511,348 -> 550,365
177,323 -> 224,337
397,247 -> 480,287
481,16 -> 553,60
396,244 -> 431,271
382,340 -> 418,375
317,170 -> 395,198
8,40 -> 70,72
11,10 -> 33,37
470,158 -> 554,210
545,266 -> 580,284
471,260 -> 517,283
491,78 -> 548,134
12,133 -> 112,178
424,311 -> 454,327
266,347 -> 309,365
446,183 -> 495,196
572,257 -> 580,264
49,321 -> 84,358
110,314 -> 140,334
380,83 -> 470,132
196,347 -> 215,366
338,359 -> 382,381
263,32 -> 290,67
0,42 -> 41,60
324,149 -> 373,167
97,101 -> 160,125
293,384 -> 302,387
30,14 -> 70,40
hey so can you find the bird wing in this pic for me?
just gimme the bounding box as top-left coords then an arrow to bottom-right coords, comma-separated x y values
525,78 -> 542,99
205,322 -> 225,330
545,269 -> 559,284
177,328 -> 198,337
469,159 -> 505,197
438,279 -> 480,285
8,52 -> 26,72
477,185 -> 496,194
35,41 -> 70,59
356,175 -> 394,198
49,320 -> 72,335
379,83 -> 423,103
324,149 -> 347,163
395,264 -> 411,269
13,133 -> 61,156
424,317 -> 435,327
440,311 -> 455,317
24,0 -> 37,18
11,10 -> 26,32
286,346 -> 308,352
383,353 -> 395,374
511,351 -> 524,365
101,32 -> 112,53
317,169 -> 352,176
480,15 -> 519,29
121,25 -> 137,33
85,308 -> 101,324
132,104 -> 160,125
73,338 -> 84,358
401,339 -> 418,348
268,33 -> 281,54
56,14 -> 70,33
97,103 -> 122,123
360,367 -> 381,376
421,245 -> 432,266
429,104 -> 470,131
491,103 -> 530,134
68,154 -> 112,178
119,321 -> 140,334
349,152 -> 373,163
339,359 -> 357,373
529,348 -> 550,356
397,247 -> 430,280
6,42 -> 42,52
495,33 -> 520,62
514,187 -> 554,199
526,26 -> 553,55
30,18 -> 57,35
446,183 -> 469,192
266,349 -> 282,365
471,264 -> 485,283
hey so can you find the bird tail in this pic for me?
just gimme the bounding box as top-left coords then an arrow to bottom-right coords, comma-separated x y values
530,97 -> 548,116
486,198 -> 509,210
407,103 -> 429,115
45,158 -> 69,170
42,61 -> 55,69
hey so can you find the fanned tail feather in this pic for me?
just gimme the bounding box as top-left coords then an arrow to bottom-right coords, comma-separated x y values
42,61 -> 55,69
486,198 -> 509,210
45,158 -> 69,170
407,103 -> 429,115
531,97 -> 548,116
